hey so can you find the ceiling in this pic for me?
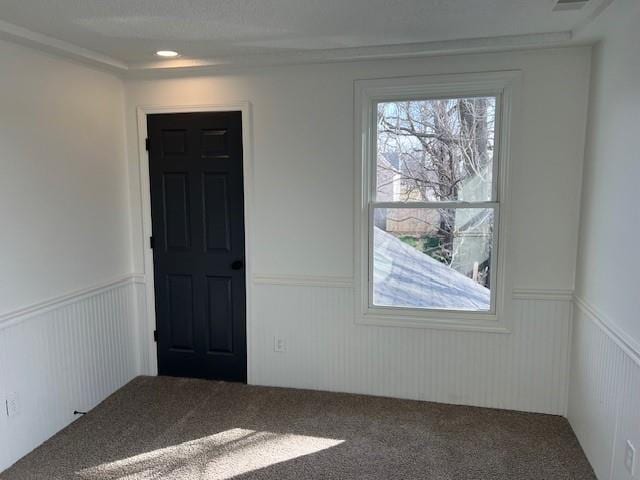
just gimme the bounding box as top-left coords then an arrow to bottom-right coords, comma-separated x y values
0,0 -> 611,71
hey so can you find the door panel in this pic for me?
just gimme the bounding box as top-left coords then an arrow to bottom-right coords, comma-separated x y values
206,276 -> 234,354
161,129 -> 188,155
201,129 -> 229,158
149,111 -> 246,382
203,173 -> 231,252
166,274 -> 195,351
162,173 -> 191,251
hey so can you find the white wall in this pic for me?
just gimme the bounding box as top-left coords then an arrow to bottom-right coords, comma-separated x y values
573,0 -> 640,348
568,0 -> 640,478
0,40 -> 132,312
0,40 -> 137,471
126,47 -> 590,412
0,36 -> 597,472
126,49 -> 589,288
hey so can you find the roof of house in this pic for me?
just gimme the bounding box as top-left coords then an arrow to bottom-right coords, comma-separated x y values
373,227 -> 491,311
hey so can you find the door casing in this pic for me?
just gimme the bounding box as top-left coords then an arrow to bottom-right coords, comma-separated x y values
136,103 -> 254,379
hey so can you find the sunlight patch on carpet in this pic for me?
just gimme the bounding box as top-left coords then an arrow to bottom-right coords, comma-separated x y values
76,428 -> 344,479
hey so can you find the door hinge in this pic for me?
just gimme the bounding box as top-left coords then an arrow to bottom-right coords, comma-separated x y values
145,138 -> 150,151
153,330 -> 158,342
149,236 -> 155,249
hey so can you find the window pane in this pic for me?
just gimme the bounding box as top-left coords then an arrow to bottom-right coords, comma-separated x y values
376,97 -> 496,202
372,208 -> 493,311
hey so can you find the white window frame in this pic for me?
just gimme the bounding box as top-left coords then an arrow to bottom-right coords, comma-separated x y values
354,71 -> 519,332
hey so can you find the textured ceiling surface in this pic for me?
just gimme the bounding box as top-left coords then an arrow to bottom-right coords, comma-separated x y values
0,0 -> 600,64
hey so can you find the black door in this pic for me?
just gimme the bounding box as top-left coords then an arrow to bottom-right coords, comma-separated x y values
148,111 -> 246,382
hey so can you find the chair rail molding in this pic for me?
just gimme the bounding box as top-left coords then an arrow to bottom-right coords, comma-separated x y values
252,274 -> 354,288
574,294 -> 640,366
0,274 -> 139,330
512,288 -> 574,301
251,274 -> 574,302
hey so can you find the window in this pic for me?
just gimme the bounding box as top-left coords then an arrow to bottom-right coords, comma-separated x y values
355,73 -> 517,330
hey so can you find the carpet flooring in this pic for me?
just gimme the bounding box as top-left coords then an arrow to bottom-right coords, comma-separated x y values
2,376 -> 595,479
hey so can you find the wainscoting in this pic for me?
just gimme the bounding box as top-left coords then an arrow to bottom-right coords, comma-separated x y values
0,273 -> 578,473
568,298 -> 640,480
0,276 -> 140,472
248,276 -> 573,415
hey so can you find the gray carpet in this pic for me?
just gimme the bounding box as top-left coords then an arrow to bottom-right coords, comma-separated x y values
2,376 -> 595,479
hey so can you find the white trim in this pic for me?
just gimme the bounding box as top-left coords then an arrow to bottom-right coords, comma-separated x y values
574,294 -> 640,367
354,71 -> 520,333
0,19 -> 127,71
371,201 -> 499,209
252,275 -> 354,288
135,103 -> 255,380
0,275 -> 136,330
131,274 -> 147,285
0,18 -> 573,75
127,33 -> 572,73
351,312 -> 510,333
252,276 -> 574,304
512,288 -> 574,301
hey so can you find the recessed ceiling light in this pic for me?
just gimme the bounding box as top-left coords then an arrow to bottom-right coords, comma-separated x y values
156,50 -> 179,58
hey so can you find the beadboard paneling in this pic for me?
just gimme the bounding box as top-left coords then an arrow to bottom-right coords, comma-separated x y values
568,299 -> 640,480
249,280 -> 572,415
0,278 -> 139,472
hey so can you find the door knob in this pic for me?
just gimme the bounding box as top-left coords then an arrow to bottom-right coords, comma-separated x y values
231,260 -> 244,270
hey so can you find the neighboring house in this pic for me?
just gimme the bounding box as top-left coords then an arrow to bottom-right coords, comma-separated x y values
376,152 -> 439,236
376,152 -> 400,203
374,152 -> 399,230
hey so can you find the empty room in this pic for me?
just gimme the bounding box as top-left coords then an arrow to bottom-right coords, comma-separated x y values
0,0 -> 638,478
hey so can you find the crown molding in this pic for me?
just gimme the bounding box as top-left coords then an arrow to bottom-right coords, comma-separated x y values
0,19 -> 127,72
127,32 -> 573,76
0,18 -> 574,76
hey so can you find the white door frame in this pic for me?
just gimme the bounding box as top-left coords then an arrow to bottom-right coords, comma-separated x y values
135,103 -> 254,381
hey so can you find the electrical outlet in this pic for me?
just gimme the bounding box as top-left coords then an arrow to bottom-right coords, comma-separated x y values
5,392 -> 20,417
625,440 -> 636,476
274,336 -> 286,353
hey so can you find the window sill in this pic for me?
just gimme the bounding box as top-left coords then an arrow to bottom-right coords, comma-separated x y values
356,308 -> 510,333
